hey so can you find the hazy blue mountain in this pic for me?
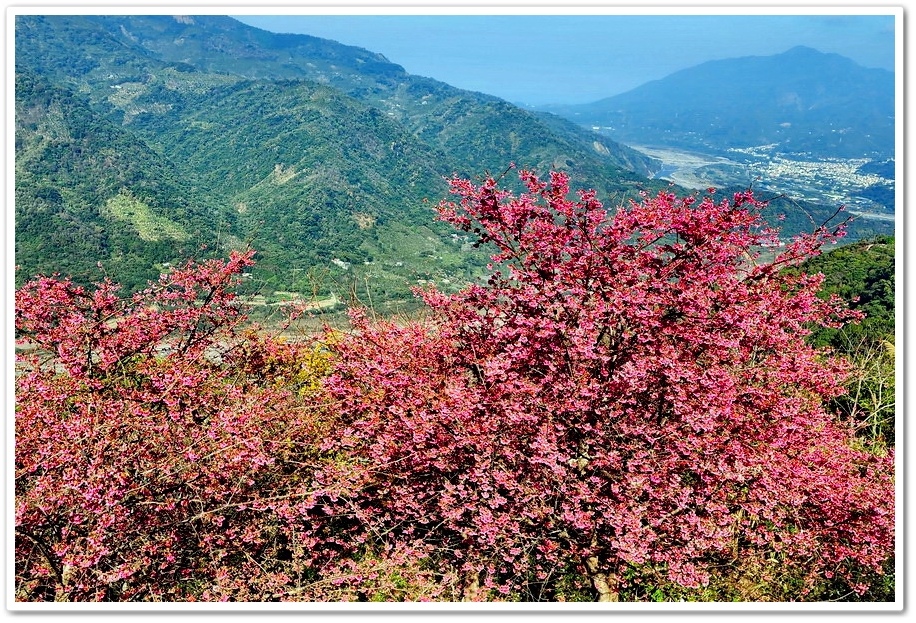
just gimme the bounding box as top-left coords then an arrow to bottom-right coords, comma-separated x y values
539,46 -> 894,159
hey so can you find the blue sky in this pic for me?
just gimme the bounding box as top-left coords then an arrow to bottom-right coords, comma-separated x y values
232,12 -> 896,105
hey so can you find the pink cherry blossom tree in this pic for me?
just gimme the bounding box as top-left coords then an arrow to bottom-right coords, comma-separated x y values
14,250 -> 338,601
320,169 -> 894,600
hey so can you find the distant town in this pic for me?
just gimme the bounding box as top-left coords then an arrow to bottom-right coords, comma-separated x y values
623,140 -> 895,220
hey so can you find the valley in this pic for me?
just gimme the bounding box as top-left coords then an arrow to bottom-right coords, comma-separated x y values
623,141 -> 895,224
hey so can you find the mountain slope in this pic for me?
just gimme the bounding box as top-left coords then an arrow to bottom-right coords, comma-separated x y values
543,46 -> 894,159
14,13 -> 664,299
15,14 -> 659,182
125,77 -> 484,297
14,71 -> 230,291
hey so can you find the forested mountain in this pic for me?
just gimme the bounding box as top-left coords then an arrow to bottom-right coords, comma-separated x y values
15,14 -> 665,298
541,46 -> 894,159
16,14 -> 660,179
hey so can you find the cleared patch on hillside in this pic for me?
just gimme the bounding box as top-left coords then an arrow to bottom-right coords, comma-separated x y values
103,190 -> 189,242
271,164 -> 298,185
352,212 -> 376,229
593,141 -> 610,155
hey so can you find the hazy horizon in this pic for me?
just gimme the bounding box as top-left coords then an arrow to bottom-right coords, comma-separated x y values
232,13 -> 896,106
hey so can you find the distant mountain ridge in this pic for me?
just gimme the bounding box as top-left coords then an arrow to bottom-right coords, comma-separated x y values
16,14 -> 658,179
538,46 -> 894,159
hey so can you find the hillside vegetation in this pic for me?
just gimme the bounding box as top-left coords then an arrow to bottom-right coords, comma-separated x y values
799,235 -> 895,348
795,236 -> 896,447
14,71 -> 227,291
15,14 -> 663,300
